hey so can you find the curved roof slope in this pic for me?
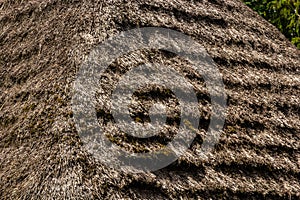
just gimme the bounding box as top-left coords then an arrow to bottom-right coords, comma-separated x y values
0,0 -> 299,199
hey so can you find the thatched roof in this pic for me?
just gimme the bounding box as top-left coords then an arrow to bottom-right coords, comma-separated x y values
0,0 -> 299,199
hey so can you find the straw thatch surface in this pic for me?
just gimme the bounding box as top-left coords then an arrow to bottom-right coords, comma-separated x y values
0,0 -> 299,199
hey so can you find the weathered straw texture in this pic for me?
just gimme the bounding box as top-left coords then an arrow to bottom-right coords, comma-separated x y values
0,0 -> 299,199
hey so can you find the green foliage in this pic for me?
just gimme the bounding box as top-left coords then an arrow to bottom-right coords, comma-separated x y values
243,0 -> 300,49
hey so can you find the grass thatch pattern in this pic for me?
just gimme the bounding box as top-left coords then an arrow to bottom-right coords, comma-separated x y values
0,0 -> 299,199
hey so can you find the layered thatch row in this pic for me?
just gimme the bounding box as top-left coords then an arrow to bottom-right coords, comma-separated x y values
0,0 -> 299,199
